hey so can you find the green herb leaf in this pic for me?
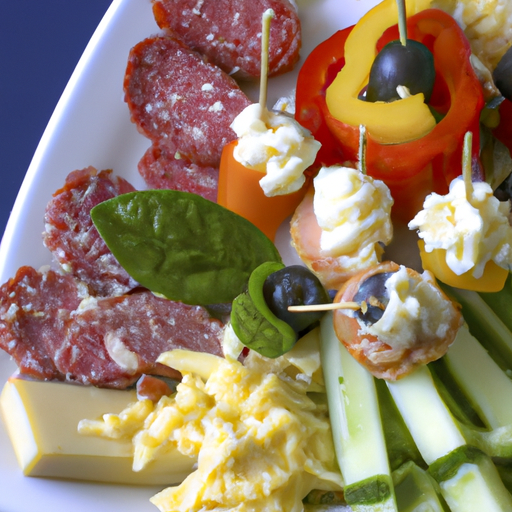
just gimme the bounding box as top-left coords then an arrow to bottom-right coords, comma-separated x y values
231,261 -> 297,358
91,190 -> 282,305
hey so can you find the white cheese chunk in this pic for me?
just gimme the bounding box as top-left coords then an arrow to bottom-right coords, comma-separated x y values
0,376 -> 194,485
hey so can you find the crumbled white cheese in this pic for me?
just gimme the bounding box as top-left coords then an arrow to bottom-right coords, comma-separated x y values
313,165 -> 393,260
360,266 -> 454,351
409,176 -> 512,277
230,103 -> 320,196
104,332 -> 138,374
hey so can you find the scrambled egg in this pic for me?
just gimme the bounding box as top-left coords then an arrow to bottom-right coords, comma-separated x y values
78,329 -> 343,512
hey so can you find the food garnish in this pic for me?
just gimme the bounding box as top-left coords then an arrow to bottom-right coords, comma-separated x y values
332,261 -> 463,380
217,9 -> 320,240
296,0 -> 485,222
231,262 -> 331,358
230,261 -> 297,358
263,264 -> 331,334
90,189 -> 281,305
291,126 -> 394,289
409,132 -> 512,292
365,0 -> 436,103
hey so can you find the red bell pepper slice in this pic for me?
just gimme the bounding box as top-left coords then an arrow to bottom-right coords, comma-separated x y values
295,9 -> 485,223
295,26 -> 353,168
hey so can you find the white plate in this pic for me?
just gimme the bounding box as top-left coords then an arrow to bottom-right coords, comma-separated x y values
0,0 -> 379,510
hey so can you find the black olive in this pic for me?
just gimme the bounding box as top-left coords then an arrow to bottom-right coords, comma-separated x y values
263,265 -> 330,334
366,39 -> 435,103
493,46 -> 512,101
495,171 -> 512,202
353,271 -> 395,325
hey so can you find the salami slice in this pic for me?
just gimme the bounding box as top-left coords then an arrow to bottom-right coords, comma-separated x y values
124,36 -> 251,167
0,266 -> 85,381
43,167 -> 139,297
152,0 -> 301,79
53,291 -> 225,388
138,142 -> 218,202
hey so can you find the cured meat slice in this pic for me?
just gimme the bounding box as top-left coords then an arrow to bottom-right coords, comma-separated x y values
136,374 -> 174,402
138,142 -> 219,202
0,268 -> 226,389
124,36 -> 251,167
43,167 -> 139,297
152,0 -> 302,79
0,266 -> 85,381
53,291 -> 225,388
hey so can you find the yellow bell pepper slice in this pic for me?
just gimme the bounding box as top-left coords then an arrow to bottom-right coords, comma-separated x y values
418,240 -> 509,292
325,0 -> 435,144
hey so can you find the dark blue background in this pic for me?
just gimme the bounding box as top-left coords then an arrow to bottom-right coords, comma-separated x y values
0,0 -> 112,239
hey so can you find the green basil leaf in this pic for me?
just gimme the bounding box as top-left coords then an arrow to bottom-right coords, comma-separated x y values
90,190 -> 282,305
231,261 -> 297,358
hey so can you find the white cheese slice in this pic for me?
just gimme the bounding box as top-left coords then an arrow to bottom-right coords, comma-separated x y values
0,376 -> 194,485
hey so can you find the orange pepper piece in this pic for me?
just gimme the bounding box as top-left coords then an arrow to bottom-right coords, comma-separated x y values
418,240 -> 509,292
217,140 -> 309,241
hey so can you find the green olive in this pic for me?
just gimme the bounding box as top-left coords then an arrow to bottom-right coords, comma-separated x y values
366,39 -> 435,103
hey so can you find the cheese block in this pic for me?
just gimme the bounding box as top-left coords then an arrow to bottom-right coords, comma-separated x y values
0,376 -> 195,485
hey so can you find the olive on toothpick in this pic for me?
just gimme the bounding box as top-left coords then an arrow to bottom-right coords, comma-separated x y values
366,0 -> 435,103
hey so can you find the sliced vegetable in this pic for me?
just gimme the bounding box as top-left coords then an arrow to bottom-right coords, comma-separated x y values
217,140 -> 309,241
231,261 -> 297,358
296,3 -> 485,222
217,9 -> 317,241
320,312 -> 398,512
434,289 -> 512,464
374,379 -> 424,472
429,359 -> 486,430
294,26 -> 351,168
411,132 -> 511,292
386,366 -> 466,465
392,461 -> 446,512
479,274 -> 512,332
418,241 -> 508,293
442,285 -> 512,372
326,0 -> 435,144
431,446 -> 512,512
443,325 -> 512,430
387,366 -> 512,511
91,190 -> 281,305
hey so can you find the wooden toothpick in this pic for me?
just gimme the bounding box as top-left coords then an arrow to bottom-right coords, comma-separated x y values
397,0 -> 407,46
288,301 -> 362,313
259,9 -> 275,110
462,131 -> 474,200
